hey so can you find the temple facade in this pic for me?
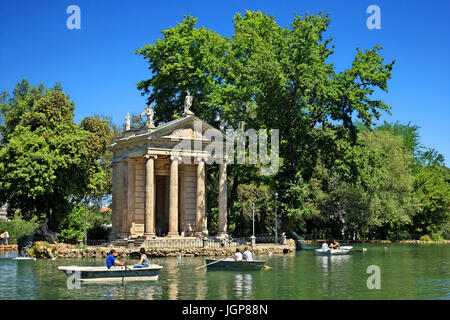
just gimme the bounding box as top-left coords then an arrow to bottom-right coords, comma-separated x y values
108,107 -> 228,240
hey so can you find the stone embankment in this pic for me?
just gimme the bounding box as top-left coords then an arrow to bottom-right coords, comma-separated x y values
0,244 -> 18,251
301,239 -> 450,244
25,239 -> 296,259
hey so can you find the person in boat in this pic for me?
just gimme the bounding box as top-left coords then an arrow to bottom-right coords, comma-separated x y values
3,230 -> 9,245
106,249 -> 126,269
329,240 -> 340,250
243,247 -> 253,261
134,248 -> 149,268
234,248 -> 243,261
321,241 -> 329,251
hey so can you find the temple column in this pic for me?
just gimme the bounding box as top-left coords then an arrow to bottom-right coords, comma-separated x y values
195,158 -> 207,236
110,161 -> 119,240
144,155 -> 157,239
127,158 -> 136,236
168,156 -> 181,237
217,163 -> 228,238
120,160 -> 129,237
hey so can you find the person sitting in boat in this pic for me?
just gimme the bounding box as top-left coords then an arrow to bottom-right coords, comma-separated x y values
106,249 -> 126,269
321,241 -> 329,251
243,247 -> 253,261
329,240 -> 340,250
134,248 -> 149,268
234,248 -> 243,261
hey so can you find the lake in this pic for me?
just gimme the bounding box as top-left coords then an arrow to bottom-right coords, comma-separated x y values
0,243 -> 448,300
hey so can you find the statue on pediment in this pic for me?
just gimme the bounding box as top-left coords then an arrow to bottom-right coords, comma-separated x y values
184,91 -> 194,116
141,106 -> 155,129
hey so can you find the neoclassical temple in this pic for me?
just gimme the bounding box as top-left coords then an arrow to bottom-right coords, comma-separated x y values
108,97 -> 228,240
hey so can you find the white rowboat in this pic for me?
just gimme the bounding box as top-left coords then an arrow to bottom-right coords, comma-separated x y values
58,264 -> 163,283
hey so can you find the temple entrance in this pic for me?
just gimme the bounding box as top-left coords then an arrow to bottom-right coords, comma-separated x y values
155,175 -> 169,236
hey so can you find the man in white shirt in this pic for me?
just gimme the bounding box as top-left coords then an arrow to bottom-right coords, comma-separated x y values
243,247 -> 253,261
234,248 -> 243,261
3,231 -> 9,245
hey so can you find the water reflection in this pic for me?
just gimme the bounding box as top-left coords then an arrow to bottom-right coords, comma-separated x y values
316,254 -> 352,274
234,273 -> 253,299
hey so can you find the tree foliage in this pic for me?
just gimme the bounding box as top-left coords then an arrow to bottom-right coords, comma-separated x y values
0,79 -> 112,231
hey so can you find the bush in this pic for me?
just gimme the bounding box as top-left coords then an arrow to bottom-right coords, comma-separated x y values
419,234 -> 431,241
0,214 -> 40,243
58,204 -> 112,243
58,205 -> 86,244
431,232 -> 444,242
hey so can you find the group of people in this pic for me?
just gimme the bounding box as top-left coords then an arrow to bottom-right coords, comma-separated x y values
0,230 -> 10,245
106,247 -> 149,269
233,247 -> 253,261
321,240 -> 340,250
106,246 -> 255,269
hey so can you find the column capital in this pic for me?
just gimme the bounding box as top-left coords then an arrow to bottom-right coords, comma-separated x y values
144,154 -> 158,160
170,155 -> 182,162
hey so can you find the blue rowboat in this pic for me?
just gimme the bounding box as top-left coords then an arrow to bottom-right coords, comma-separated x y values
205,258 -> 266,270
58,264 -> 163,282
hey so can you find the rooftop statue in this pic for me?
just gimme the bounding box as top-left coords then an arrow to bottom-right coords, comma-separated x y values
125,112 -> 131,131
141,105 -> 156,129
184,91 -> 194,116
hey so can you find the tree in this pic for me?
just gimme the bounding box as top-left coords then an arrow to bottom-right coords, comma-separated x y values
135,11 -> 395,233
338,130 -> 418,239
412,167 -> 450,235
0,80 -> 112,231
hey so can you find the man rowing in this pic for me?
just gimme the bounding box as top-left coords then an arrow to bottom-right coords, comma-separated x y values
106,249 -> 126,269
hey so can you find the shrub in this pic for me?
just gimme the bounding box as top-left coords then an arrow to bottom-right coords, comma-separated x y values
419,234 -> 431,241
0,214 -> 40,243
431,232 -> 444,242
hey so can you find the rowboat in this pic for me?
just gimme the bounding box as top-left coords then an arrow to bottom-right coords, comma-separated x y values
315,248 -> 351,256
58,264 -> 163,283
205,258 -> 266,270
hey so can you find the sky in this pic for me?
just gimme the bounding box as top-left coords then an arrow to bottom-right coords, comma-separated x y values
0,0 -> 449,165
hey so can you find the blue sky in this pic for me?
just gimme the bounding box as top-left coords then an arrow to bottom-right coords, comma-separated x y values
1,0 -> 449,165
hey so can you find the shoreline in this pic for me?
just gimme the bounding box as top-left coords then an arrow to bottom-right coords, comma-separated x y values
2,238 -> 449,257
13,240 -> 296,259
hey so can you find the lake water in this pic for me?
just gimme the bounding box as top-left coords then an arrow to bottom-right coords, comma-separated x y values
0,243 -> 448,300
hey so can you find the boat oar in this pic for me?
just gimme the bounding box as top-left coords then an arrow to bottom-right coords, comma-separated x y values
195,257 -> 228,270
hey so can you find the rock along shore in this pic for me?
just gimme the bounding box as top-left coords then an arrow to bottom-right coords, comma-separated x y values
0,244 -> 18,251
25,239 -> 296,259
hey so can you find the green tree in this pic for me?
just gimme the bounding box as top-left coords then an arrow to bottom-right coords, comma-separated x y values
135,12 -> 395,234
0,80 -> 112,231
338,130 -> 418,239
412,166 -> 450,235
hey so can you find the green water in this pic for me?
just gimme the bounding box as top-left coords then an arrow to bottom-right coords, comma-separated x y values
0,243 -> 448,300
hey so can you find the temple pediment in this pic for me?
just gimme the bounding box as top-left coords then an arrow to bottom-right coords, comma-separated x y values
149,115 -> 221,142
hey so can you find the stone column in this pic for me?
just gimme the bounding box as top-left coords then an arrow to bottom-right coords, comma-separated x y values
127,159 -> 136,236
144,155 -> 157,239
168,156 -> 181,237
110,161 -> 119,240
195,158 -> 207,236
217,163 -> 227,238
120,160 -> 128,237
